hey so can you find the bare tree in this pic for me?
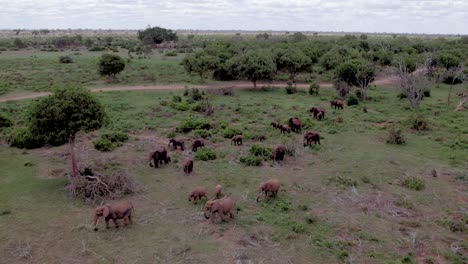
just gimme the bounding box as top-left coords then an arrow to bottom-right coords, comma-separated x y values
396,60 -> 429,108
445,65 -> 465,107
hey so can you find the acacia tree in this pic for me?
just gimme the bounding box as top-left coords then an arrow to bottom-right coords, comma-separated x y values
227,50 -> 276,88
182,51 -> 220,82
396,60 -> 429,108
275,47 -> 312,83
335,59 -> 377,100
28,87 -> 105,185
137,26 -> 177,45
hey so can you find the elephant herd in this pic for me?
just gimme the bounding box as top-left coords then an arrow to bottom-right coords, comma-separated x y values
92,101 -> 344,230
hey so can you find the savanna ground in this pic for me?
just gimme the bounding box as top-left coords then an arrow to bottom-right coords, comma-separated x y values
1,82 -> 467,263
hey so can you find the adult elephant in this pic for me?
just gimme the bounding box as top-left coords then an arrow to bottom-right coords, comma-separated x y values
149,146 -> 170,168
256,179 -> 281,202
93,200 -> 134,231
303,131 -> 320,146
192,138 -> 205,152
272,144 -> 287,161
309,107 -> 325,120
288,117 -> 302,133
204,196 -> 236,224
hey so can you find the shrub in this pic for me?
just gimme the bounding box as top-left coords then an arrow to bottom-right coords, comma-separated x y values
193,129 -> 212,138
172,95 -> 182,103
222,126 -> 243,138
409,113 -> 429,131
194,148 -> 217,161
172,102 -> 190,111
59,55 -> 73,64
402,176 -> 425,191
386,126 -> 406,145
9,127 -> 44,149
0,114 -> 13,127
94,137 -> 114,152
98,54 -> 125,77
309,82 -> 320,95
240,155 -> 262,166
177,119 -> 211,133
184,88 -> 204,101
423,89 -> 431,97
285,83 -> 297,94
347,94 -> 359,106
249,144 -> 272,160
292,222 -> 307,234
165,50 -> 178,56
89,46 -> 106,51
101,131 -> 128,143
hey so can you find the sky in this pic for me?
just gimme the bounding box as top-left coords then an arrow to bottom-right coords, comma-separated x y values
1,0 -> 467,34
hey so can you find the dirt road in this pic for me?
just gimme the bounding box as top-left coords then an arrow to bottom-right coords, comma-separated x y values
0,77 -> 397,103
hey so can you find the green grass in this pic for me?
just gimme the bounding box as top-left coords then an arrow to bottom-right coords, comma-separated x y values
0,84 -> 467,263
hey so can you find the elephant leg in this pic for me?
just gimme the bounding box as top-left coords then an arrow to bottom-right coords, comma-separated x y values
218,211 -> 227,222
229,212 -> 234,218
112,218 -> 119,228
105,219 -> 110,229
264,191 -> 269,201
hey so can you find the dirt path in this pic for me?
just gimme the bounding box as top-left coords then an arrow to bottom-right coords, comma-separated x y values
0,77 -> 397,103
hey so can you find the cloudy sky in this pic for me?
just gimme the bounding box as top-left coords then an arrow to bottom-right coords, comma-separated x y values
1,0 -> 467,34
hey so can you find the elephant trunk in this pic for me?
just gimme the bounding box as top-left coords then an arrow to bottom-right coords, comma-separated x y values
256,192 -> 263,202
204,211 -> 211,219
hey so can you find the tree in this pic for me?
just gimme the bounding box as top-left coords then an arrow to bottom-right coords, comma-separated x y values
335,59 -> 377,100
182,51 -> 220,82
396,60 -> 429,108
28,87 -> 106,182
137,26 -> 177,45
290,32 -> 307,42
275,47 -> 312,82
227,50 -> 276,88
98,54 -> 125,77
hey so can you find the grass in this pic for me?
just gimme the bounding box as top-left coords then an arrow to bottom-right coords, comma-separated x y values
0,84 -> 467,263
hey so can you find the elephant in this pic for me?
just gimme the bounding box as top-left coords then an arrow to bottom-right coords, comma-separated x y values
183,158 -> 194,174
188,186 -> 207,204
256,179 -> 281,202
168,138 -> 185,151
214,184 -> 223,199
271,121 -> 280,129
303,131 -> 320,146
288,117 -> 302,133
231,135 -> 243,145
279,124 -> 291,134
149,146 -> 170,168
192,138 -> 205,152
272,144 -> 286,161
204,196 -> 236,224
330,99 -> 344,109
310,107 -> 326,120
93,200 -> 134,231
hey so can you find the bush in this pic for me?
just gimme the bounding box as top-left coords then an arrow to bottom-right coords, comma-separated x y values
402,176 -> 425,191
94,131 -> 128,152
423,89 -> 431,97
172,102 -> 191,111
386,126 -> 406,145
89,46 -> 106,51
194,148 -> 217,161
98,54 -> 125,77
240,155 -> 262,166
172,95 -> 182,103
9,127 -> 44,149
94,138 -> 114,152
309,82 -> 320,95
184,88 -> 204,101
347,94 -> 359,106
177,119 -> 211,133
165,50 -> 178,56
285,83 -> 297,94
101,131 -> 128,143
249,144 -> 272,160
0,114 -> 13,127
59,55 -> 73,64
409,113 -> 429,131
222,126 -> 243,138
193,129 -> 212,138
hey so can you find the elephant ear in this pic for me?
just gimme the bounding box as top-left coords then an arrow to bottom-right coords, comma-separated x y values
102,206 -> 110,218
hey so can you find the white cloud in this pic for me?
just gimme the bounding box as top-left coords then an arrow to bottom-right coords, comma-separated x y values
0,0 -> 466,33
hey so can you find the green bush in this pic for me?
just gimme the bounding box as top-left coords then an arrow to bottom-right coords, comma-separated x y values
89,46 -> 106,51
402,176 -> 425,191
347,94 -> 359,106
409,113 -> 429,131
240,155 -> 262,166
172,95 -> 182,103
193,129 -> 212,138
285,83 -> 297,94
194,148 -> 217,161
184,88 -> 204,101
249,144 -> 272,160
101,131 -> 129,143
308,82 -> 320,95
386,126 -> 406,145
222,126 -> 243,138
172,102 -> 191,111
9,127 -> 44,149
165,50 -> 178,56
0,114 -> 13,127
177,119 -> 211,133
59,55 -> 73,64
93,137 -> 114,152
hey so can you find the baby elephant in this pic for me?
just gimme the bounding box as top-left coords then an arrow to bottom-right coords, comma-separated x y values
168,138 -> 185,150
183,158 -> 194,175
256,179 -> 281,202
188,186 -> 207,204
93,200 -> 134,231
192,138 -> 205,152
272,144 -> 287,161
231,135 -> 243,146
204,196 -> 236,224
214,184 -> 223,199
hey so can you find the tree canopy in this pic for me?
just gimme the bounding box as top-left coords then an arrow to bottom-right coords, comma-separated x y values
275,47 -> 312,82
227,50 -> 276,88
335,59 -> 377,100
182,51 -> 220,82
138,26 -> 178,45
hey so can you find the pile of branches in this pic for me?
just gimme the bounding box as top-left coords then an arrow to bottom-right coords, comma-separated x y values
67,167 -> 143,203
